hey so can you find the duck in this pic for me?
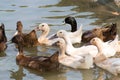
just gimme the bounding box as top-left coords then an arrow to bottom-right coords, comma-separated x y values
55,30 -> 120,58
0,23 -> 7,52
11,21 -> 39,47
35,23 -> 62,46
62,24 -> 82,44
90,35 -> 119,59
16,36 -> 59,72
52,38 -> 93,69
90,36 -> 120,76
55,30 -> 98,57
0,23 -> 7,42
64,16 -> 117,43
51,25 -> 82,44
82,23 -> 117,43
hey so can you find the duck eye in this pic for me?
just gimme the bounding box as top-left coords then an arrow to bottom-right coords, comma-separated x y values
60,32 -> 62,33
94,28 -> 98,31
92,39 -> 95,42
57,41 -> 60,43
42,25 -> 44,27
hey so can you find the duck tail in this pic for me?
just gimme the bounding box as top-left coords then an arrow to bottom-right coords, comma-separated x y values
74,24 -> 82,36
114,34 -> 119,41
78,24 -> 82,34
110,23 -> 117,35
49,51 -> 59,63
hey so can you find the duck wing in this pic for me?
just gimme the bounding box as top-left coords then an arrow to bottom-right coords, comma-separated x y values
23,30 -> 39,47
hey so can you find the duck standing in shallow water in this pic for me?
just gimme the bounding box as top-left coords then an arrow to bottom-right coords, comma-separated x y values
0,23 -> 7,52
52,38 -> 93,69
15,36 -> 59,71
64,16 -> 117,43
11,21 -> 39,47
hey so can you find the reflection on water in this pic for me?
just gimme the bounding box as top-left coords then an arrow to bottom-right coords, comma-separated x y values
0,0 -> 120,80
10,66 -> 26,80
0,52 -> 6,57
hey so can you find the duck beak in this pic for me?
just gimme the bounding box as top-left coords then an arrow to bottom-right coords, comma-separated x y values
49,34 -> 58,40
35,26 -> 41,31
51,40 -> 56,46
62,21 -> 66,25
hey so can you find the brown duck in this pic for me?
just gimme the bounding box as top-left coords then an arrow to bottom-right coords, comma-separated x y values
11,21 -> 39,47
16,38 -> 59,71
0,23 -> 7,52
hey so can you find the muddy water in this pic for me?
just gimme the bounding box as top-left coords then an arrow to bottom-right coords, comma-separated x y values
0,0 -> 120,80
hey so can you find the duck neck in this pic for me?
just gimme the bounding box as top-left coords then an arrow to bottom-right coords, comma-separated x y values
64,35 -> 74,50
70,21 -> 77,32
95,41 -> 104,54
39,29 -> 50,39
17,44 -> 24,56
59,44 -> 66,57
94,41 -> 107,63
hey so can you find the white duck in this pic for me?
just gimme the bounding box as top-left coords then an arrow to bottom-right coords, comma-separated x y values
36,23 -> 60,46
63,24 -> 82,44
53,38 -> 93,69
51,24 -> 82,44
55,30 -> 119,58
90,37 -> 120,76
90,35 -> 119,58
55,30 -> 98,57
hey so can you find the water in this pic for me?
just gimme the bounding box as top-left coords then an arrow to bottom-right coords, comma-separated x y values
0,0 -> 120,80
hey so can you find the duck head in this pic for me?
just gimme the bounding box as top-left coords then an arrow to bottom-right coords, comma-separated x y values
36,23 -> 50,32
64,16 -> 77,32
57,30 -> 65,38
52,38 -> 66,56
102,23 -> 117,41
90,37 -> 102,47
48,30 -> 67,40
16,21 -> 23,33
53,38 -> 66,47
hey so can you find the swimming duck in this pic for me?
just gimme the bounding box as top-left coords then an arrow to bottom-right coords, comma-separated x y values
55,30 -> 98,57
64,16 -> 117,43
55,30 -> 120,58
0,23 -> 7,52
82,23 -> 117,43
35,23 -> 61,46
53,38 -> 93,69
51,25 -> 82,44
0,23 -> 7,42
90,36 -> 120,76
90,35 -> 119,59
16,38 -> 59,71
11,21 -> 39,47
